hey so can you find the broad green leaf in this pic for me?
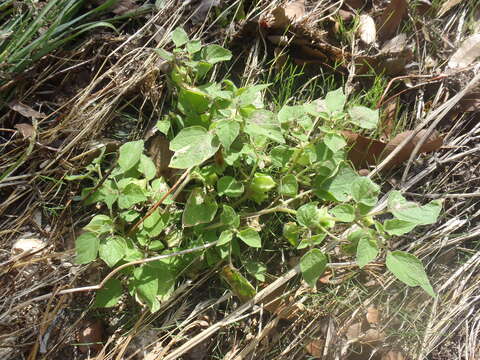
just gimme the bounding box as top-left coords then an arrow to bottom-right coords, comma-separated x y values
120,210 -> 140,222
386,251 -> 435,297
99,236 -> 127,267
217,176 -> 244,198
278,105 -> 306,124
94,279 -> 123,308
133,265 -> 160,312
182,188 -> 218,227
220,205 -> 240,228
155,48 -> 173,61
325,88 -> 346,113
384,219 -> 417,235
331,204 -> 355,222
83,215 -> 113,235
178,87 -> 209,114
278,174 -> 298,197
356,236 -> 378,268
270,145 -> 294,167
388,191 -> 442,225
213,120 -> 240,150
297,202 -> 320,229
146,260 -> 175,301
245,110 -> 285,144
118,140 -> 144,172
351,177 -> 380,207
297,233 -> 326,249
323,133 -> 347,152
143,209 -> 169,237
314,164 -> 358,202
348,106 -> 379,130
118,183 -> 147,209
156,117 -> 170,135
237,228 -> 261,248
172,27 -> 189,47
249,173 -> 276,204
305,99 -> 328,117
218,229 -> 234,245
201,44 -> 232,64
300,249 -> 327,288
221,265 -> 256,302
75,232 -> 99,264
245,261 -> 267,281
169,126 -> 220,169
235,84 -> 270,107
150,178 -> 174,204
283,222 -> 300,246
139,154 -> 157,180
186,40 -> 202,54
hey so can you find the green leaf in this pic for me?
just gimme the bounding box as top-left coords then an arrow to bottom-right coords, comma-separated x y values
218,229 -> 234,245
150,178 -> 174,204
169,126 -> 220,169
331,204 -> 355,222
245,261 -> 267,282
186,40 -> 202,54
217,176 -> 244,198
172,27 -> 189,47
118,140 -> 144,172
245,110 -> 285,144
75,232 -> 99,264
99,236 -> 127,267
351,177 -> 380,207
201,44 -> 232,64
384,219 -> 417,236
221,265 -> 256,302
325,88 -> 346,113
278,174 -> 298,197
139,154 -> 157,180
118,183 -> 148,209
297,202 -> 320,229
388,191 -> 442,225
323,133 -> 347,152
182,188 -> 218,227
297,233 -> 326,249
270,145 -> 294,168
278,105 -> 306,124
143,209 -> 169,237
348,106 -> 379,130
356,236 -> 378,268
249,173 -> 276,204
314,164 -> 358,202
156,117 -> 170,135
213,120 -> 240,150
94,279 -> 123,308
237,228 -> 261,248
283,222 -> 300,247
220,205 -> 240,228
133,265 -> 160,312
155,48 -> 173,61
386,251 -> 435,297
300,249 -> 327,288
178,87 -> 209,114
83,214 -> 113,235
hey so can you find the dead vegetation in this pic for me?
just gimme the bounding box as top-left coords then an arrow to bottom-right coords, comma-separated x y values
1,0 -> 480,359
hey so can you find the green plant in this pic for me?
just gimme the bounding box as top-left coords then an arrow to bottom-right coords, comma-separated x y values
69,28 -> 442,312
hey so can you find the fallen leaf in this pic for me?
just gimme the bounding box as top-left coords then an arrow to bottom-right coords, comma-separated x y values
342,129 -> 443,170
260,0 -> 305,29
346,322 -> 363,340
305,339 -> 325,358
366,305 -> 380,325
360,328 -> 385,343
77,320 -> 103,353
381,33 -> 407,54
456,89 -> 480,112
11,237 -> 45,256
382,350 -> 405,360
438,0 -> 465,17
377,0 -> 408,42
358,15 -> 376,45
112,0 -> 138,15
380,101 -> 397,140
8,101 -> 45,119
147,134 -> 173,179
448,33 -> 480,69
14,123 -> 35,139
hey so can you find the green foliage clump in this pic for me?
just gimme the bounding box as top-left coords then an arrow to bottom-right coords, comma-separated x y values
68,28 -> 441,312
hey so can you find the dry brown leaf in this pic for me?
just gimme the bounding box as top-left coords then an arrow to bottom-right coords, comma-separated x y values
8,101 -> 45,119
377,0 -> 408,42
342,129 -> 443,170
261,0 -> 305,29
457,90 -> 480,112
366,305 -> 380,325
346,322 -> 363,340
358,15 -> 376,45
448,34 -> 480,69
11,237 -> 45,256
77,320 -> 103,353
14,123 -> 35,139
382,350 -> 405,360
380,101 -> 397,140
305,339 -> 324,358
360,328 -> 385,343
438,0 -> 465,17
381,33 -> 407,54
112,0 -> 138,15
147,134 -> 172,179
